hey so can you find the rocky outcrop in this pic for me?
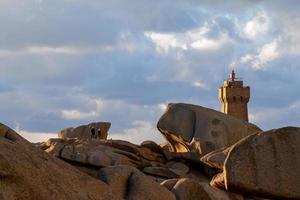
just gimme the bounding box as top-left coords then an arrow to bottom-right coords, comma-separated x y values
157,103 -> 261,156
0,123 -> 119,200
37,137 -> 173,182
58,122 -> 111,140
43,138 -> 166,171
97,165 -> 176,200
4,104 -> 300,200
223,127 -> 300,199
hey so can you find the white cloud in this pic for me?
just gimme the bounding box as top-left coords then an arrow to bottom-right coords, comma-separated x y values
26,46 -> 82,55
285,33 -> 300,55
243,12 -> 269,39
145,32 -> 187,53
15,128 -> 57,143
0,49 -> 15,57
252,40 -> 280,70
249,100 -> 300,130
61,98 -> 104,120
240,54 -> 254,64
61,110 -> 98,120
110,120 -> 165,145
190,33 -> 231,51
158,103 -> 167,113
237,40 -> 280,70
0,46 -> 83,57
289,101 -> 300,117
193,81 -> 208,89
0,31 -> 137,57
278,16 -> 300,56
145,22 -> 232,54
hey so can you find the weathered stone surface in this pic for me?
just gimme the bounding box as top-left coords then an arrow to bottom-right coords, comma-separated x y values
166,161 -> 189,176
87,150 -> 113,167
160,141 -> 173,151
0,123 -> 119,200
224,127 -> 300,199
171,178 -> 242,200
150,161 -> 165,167
157,103 -> 261,155
59,141 -> 138,167
210,173 -> 225,189
44,138 -> 66,157
97,165 -> 176,200
244,197 -> 271,200
201,146 -> 231,170
161,179 -> 179,191
171,178 -> 211,200
163,150 -> 201,163
104,139 -> 165,163
141,140 -> 163,153
58,121 -> 111,140
143,166 -> 179,179
44,137 -> 168,170
200,182 -> 244,200
186,167 -> 211,183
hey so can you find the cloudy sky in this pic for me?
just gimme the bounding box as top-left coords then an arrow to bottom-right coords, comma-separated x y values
0,0 -> 300,144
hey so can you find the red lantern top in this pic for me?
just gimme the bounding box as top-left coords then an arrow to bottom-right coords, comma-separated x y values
230,69 -> 236,82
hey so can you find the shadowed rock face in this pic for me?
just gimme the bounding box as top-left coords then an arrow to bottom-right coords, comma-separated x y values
97,165 -> 176,200
58,122 -> 111,140
201,146 -> 232,170
163,178 -> 243,200
0,123 -> 119,200
157,103 -> 261,156
224,127 -> 300,199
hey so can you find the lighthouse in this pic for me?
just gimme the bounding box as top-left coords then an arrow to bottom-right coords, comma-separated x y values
218,69 -> 250,121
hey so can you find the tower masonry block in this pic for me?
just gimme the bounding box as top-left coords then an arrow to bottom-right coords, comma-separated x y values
219,70 -> 250,121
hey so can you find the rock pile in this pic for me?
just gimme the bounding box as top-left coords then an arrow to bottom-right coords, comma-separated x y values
0,123 -> 118,200
1,103 -> 300,200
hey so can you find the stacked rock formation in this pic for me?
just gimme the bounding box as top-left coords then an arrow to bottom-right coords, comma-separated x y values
58,122 -> 111,140
1,103 -> 300,200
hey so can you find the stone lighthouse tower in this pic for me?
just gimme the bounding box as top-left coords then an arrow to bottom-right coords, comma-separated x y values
218,69 -> 250,121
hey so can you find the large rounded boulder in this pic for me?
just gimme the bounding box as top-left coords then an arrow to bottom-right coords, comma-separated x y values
224,127 -> 300,199
157,103 -> 261,155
